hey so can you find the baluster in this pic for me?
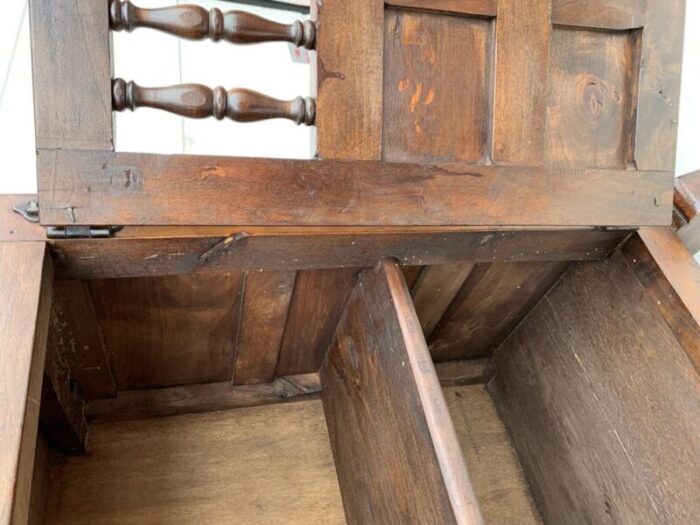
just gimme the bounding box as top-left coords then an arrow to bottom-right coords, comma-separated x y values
109,0 -> 315,49
112,78 -> 316,125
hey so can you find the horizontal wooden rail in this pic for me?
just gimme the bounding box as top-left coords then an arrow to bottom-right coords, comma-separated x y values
112,78 -> 315,125
109,0 -> 315,48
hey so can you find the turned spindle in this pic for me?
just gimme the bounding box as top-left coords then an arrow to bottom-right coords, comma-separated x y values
112,78 -> 316,126
109,0 -> 315,49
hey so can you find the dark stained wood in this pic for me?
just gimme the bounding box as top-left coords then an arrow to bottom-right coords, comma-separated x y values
88,373 -> 322,423
313,0 -> 384,160
50,227 -> 626,280
434,359 -> 489,387
382,9 -> 491,163
28,434 -> 49,525
110,0 -> 316,48
385,0 -> 496,17
233,271 -> 296,385
29,0 -> 113,150
401,264 -> 424,291
40,328 -> 88,454
276,268 -> 359,375
490,253 -> 700,524
321,260 -> 483,524
493,0 -> 549,165
89,272 -> 244,390
112,79 -> 315,125
623,228 -> 700,372
430,261 -> 570,361
0,243 -> 52,524
551,0 -> 645,30
546,27 -> 641,169
412,262 -> 474,339
37,150 -> 672,227
50,281 -> 116,400
675,170 -> 700,253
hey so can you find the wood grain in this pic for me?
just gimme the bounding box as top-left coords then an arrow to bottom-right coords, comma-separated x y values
89,273 -> 244,390
37,150 -> 673,227
385,0 -> 496,17
429,261 -> 570,361
552,0 -> 645,30
412,262 -> 474,338
493,0 -> 550,165
675,170 -> 700,253
276,268 -> 359,375
490,254 -> 700,524
0,243 -> 52,524
47,402 -> 346,524
383,9 -> 491,163
313,0 -> 383,160
233,271 -> 296,385
321,260 -> 483,524
29,0 -> 113,150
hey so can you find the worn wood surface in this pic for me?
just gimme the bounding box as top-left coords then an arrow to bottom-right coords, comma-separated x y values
89,273 -> 244,390
28,434 -> 49,525
47,402 -> 346,524
429,261 -> 570,361
0,243 -> 52,524
551,0 -> 645,30
29,0 -> 113,150
321,261 -> 483,524
675,170 -> 700,253
385,0 -> 496,17
233,271 -> 296,385
490,253 -> 700,524
37,150 -> 672,227
276,268 -> 358,375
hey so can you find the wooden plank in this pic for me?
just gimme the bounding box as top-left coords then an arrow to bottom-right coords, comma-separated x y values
89,273 -> 244,390
51,280 -> 116,400
276,268 -> 358,375
412,262 -> 474,338
313,0 -> 384,160
493,0 -> 550,165
623,228 -> 700,372
385,0 -> 496,17
434,359 -> 489,387
429,261 -> 570,361
633,0 -> 685,171
402,265 -> 424,291
51,227 -> 626,280
490,254 -> 700,524
321,260 -> 483,524
0,242 -> 52,524
87,373 -> 322,423
37,150 -> 672,227
552,0 -> 645,29
40,328 -> 88,454
232,271 -> 296,385
382,9 -> 492,163
675,170 -> 700,253
47,402 -> 346,524
28,0 -> 113,150
28,434 -> 49,525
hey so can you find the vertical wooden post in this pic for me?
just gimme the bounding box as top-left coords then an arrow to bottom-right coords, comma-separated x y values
0,243 -> 53,524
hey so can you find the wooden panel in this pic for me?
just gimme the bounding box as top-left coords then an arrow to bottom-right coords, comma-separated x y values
37,150 -> 673,227
445,385 -> 541,525
89,273 -> 244,390
51,227 -> 626,280
233,271 -> 296,385
0,243 -> 52,524
50,281 -> 116,400
385,0 -> 496,17
490,254 -> 700,524
313,0 -> 383,160
493,0 -> 550,165
87,373 -> 322,423
321,261 -> 483,524
546,27 -> 640,169
624,228 -> 700,372
552,0 -> 645,30
383,9 -> 491,163
29,0 -> 113,150
46,402 -> 346,524
412,262 -> 474,338
276,268 -> 358,376
429,261 -> 570,361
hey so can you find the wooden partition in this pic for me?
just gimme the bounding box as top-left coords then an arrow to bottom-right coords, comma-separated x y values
321,260 -> 483,524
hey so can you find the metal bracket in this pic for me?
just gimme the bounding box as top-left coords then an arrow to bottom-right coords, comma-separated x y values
12,200 -> 40,222
46,226 -> 123,239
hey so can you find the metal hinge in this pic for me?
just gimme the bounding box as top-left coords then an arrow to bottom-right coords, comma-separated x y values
12,200 -> 121,239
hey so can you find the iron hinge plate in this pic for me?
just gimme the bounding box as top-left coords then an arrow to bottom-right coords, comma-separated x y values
46,226 -> 122,239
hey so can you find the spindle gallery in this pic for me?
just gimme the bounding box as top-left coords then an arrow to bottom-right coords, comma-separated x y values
4,1 -> 698,525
